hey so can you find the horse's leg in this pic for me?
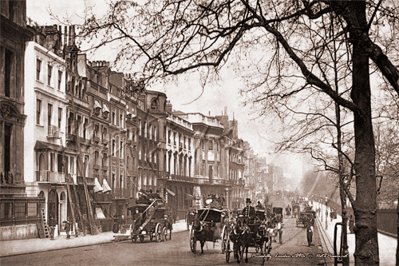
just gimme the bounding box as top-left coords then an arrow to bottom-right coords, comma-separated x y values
201,240 -> 205,254
245,246 -> 248,263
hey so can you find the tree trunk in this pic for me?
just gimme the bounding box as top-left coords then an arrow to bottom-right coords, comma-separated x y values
350,1 -> 379,265
396,190 -> 399,266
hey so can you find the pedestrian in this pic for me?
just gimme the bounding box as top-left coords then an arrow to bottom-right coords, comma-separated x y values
277,221 -> 283,244
306,220 -> 313,247
349,215 -> 355,234
49,214 -> 55,240
64,220 -> 71,239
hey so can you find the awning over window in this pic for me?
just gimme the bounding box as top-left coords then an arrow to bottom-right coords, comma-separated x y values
166,188 -> 176,196
102,179 -> 112,193
94,100 -> 102,109
34,140 -> 63,152
93,177 -> 103,193
95,207 -> 106,219
103,104 -> 110,113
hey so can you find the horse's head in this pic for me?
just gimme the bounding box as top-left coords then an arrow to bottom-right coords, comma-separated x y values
193,218 -> 203,231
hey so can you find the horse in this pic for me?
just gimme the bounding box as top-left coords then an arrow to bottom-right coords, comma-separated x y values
191,218 -> 211,254
230,217 -> 252,263
256,220 -> 273,259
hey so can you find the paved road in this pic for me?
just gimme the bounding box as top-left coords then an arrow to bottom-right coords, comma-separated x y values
1,215 -> 331,266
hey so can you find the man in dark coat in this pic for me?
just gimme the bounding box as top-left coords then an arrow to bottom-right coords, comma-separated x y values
306,219 -> 313,246
64,220 -> 71,239
242,198 -> 255,224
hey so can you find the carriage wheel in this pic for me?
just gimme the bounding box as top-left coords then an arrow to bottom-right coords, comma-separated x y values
160,227 -> 166,242
132,235 -> 137,243
221,225 -> 227,254
139,235 -> 145,243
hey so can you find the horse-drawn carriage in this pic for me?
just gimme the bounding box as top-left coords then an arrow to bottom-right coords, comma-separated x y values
272,207 -> 284,223
292,204 -> 300,218
190,208 -> 229,254
128,199 -> 172,243
296,210 -> 315,227
222,210 -> 274,265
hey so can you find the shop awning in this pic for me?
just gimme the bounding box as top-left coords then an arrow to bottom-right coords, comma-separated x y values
93,177 -> 103,193
103,104 -> 110,113
102,179 -> 112,193
95,207 -> 106,219
94,100 -> 102,109
34,140 -> 63,152
166,188 -> 176,196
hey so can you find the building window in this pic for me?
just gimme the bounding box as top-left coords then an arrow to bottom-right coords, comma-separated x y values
209,140 -> 213,150
58,108 -> 62,129
102,153 -> 107,167
149,125 -> 152,140
188,139 -> 191,150
139,120 -> 142,136
94,124 -> 99,138
83,118 -> 88,139
47,65 -> 53,86
4,49 -> 12,97
36,59 -> 42,81
47,104 -> 52,134
112,139 -> 116,156
4,124 -> 12,177
1,202 -> 13,219
27,203 -> 38,217
120,140 -> 124,159
36,99 -> 41,125
58,71 -> 62,90
67,112 -> 73,134
120,113 -> 123,128
102,127 -> 107,141
95,151 -> 99,165
112,110 -> 116,125
154,126 -> 157,141
112,173 -> 116,189
14,202 -> 26,218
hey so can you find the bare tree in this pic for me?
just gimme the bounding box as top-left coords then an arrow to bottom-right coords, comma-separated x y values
76,0 -> 399,264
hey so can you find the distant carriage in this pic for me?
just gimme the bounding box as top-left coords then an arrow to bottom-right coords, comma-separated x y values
296,211 -> 315,227
272,207 -> 284,223
128,199 -> 172,243
292,204 -> 300,218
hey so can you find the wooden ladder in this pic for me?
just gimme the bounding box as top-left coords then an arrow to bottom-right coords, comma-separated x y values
39,208 -> 50,238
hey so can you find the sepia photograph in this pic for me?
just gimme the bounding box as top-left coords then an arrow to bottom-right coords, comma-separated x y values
0,0 -> 398,265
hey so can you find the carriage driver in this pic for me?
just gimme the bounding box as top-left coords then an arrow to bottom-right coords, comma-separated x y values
242,198 -> 256,223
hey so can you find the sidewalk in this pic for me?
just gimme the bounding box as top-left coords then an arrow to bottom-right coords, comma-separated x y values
311,201 -> 397,266
0,220 -> 188,257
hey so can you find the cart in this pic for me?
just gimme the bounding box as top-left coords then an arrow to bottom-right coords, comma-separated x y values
129,199 -> 172,243
296,211 -> 315,227
190,208 -> 228,254
272,207 -> 284,223
292,204 -> 300,218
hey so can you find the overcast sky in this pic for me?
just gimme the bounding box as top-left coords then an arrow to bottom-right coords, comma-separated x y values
27,0 -> 304,182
